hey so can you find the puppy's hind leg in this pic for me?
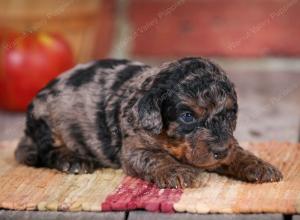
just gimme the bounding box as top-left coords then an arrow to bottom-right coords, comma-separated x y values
15,136 -> 39,166
16,134 -> 98,174
16,108 -> 98,174
44,147 -> 98,174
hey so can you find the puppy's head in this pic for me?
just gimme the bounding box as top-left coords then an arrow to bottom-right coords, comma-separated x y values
138,57 -> 238,169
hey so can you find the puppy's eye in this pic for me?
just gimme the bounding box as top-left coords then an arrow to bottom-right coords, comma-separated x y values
179,112 -> 196,124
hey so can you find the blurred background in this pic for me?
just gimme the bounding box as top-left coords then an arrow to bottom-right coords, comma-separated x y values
0,0 -> 299,142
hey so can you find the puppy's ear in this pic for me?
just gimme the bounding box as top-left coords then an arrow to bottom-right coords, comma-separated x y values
138,89 -> 163,134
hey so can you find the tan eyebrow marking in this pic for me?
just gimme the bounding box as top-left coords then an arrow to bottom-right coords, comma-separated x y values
225,97 -> 234,110
179,96 -> 206,117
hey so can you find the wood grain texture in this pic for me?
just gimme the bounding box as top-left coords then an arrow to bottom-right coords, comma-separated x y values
128,211 -> 284,220
0,210 -> 126,220
293,215 -> 300,220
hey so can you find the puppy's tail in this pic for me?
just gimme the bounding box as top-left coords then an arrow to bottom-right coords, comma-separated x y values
15,135 -> 39,166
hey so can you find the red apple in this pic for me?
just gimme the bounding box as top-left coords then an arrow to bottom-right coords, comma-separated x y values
0,32 -> 74,111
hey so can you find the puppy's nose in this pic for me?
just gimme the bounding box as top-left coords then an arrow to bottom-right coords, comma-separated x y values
211,147 -> 228,160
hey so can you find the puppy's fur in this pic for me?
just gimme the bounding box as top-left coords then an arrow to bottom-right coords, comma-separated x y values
15,57 -> 283,188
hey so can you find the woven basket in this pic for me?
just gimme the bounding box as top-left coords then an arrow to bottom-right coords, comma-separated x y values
0,0 -> 102,62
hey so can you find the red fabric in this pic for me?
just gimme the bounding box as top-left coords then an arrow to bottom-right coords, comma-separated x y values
101,176 -> 183,213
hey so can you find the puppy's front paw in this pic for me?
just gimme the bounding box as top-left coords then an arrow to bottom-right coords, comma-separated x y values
55,155 -> 96,174
242,161 -> 283,183
152,166 -> 200,188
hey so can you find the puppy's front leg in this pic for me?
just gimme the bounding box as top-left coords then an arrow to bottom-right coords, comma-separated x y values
122,147 -> 200,188
214,146 -> 283,183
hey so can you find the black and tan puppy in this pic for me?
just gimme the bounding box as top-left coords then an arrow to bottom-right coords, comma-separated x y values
15,57 -> 283,188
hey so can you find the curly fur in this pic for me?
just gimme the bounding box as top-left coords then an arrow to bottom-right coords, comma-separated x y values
15,57 -> 283,188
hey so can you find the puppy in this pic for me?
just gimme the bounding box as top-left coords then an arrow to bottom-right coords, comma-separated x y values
15,57 -> 283,188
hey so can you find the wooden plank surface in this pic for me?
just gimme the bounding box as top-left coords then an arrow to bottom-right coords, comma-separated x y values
228,71 -> 300,142
128,211 -> 284,220
0,111 -> 24,141
0,210 -> 126,220
293,215 -> 300,220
